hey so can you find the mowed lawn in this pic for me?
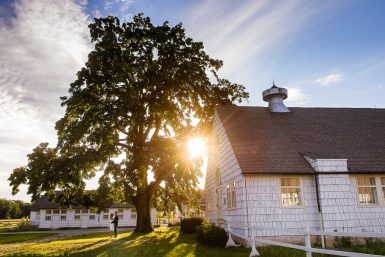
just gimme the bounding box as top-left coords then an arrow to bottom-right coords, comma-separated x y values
0,228 -> 316,257
0,220 -> 20,232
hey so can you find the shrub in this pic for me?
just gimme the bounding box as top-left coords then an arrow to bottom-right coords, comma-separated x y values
168,221 -> 180,227
17,217 -> 36,230
196,224 -> 228,248
180,218 -> 203,234
334,236 -> 352,248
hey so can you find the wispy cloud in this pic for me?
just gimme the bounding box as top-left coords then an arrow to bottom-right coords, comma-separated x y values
285,86 -> 312,106
185,0 -> 334,76
0,0 -> 91,200
316,69 -> 343,87
102,0 -> 134,21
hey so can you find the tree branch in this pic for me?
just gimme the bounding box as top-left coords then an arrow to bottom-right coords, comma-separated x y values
117,142 -> 130,148
119,129 -> 129,136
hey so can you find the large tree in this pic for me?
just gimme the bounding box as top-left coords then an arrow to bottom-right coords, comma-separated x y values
9,14 -> 248,232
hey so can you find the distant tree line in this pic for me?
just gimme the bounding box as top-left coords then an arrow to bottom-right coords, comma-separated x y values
0,198 -> 31,219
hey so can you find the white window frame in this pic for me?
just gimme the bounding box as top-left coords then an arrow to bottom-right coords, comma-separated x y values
280,177 -> 303,208
45,216 -> 51,221
356,176 -> 385,206
60,215 -> 66,221
75,215 -> 80,220
89,215 -> 95,220
103,214 -> 109,220
226,180 -> 236,209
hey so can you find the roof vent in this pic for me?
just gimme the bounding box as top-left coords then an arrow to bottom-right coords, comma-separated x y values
262,83 -> 290,112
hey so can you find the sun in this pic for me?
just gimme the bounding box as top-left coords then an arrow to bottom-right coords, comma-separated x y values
188,138 -> 207,158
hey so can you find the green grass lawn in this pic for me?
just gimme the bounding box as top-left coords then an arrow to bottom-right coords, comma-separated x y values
0,228 -> 384,257
0,233 -> 53,245
0,220 -> 20,232
0,228 -> 311,257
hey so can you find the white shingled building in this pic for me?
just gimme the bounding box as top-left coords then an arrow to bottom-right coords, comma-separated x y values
30,195 -> 157,229
204,84 -> 385,240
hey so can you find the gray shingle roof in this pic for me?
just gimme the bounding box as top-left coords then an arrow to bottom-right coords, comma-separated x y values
31,195 -> 134,211
216,106 -> 385,174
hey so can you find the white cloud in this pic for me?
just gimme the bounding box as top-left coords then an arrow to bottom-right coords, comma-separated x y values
184,0 -> 334,77
0,0 -> 92,201
285,86 -> 312,106
316,69 -> 343,87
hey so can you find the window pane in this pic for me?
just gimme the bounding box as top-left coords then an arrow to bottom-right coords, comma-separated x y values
281,178 -> 300,187
357,177 -> 376,186
231,190 -> 236,208
358,187 -> 378,205
281,188 -> 301,206
227,192 -> 231,208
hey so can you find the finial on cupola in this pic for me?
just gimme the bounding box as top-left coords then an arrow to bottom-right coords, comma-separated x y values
262,81 -> 290,113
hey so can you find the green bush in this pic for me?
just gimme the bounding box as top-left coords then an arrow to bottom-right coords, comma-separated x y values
334,236 -> 352,248
196,224 -> 228,248
180,218 -> 203,234
168,221 -> 180,227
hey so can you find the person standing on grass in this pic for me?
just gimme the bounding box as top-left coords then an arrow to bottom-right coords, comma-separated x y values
109,213 -> 114,238
113,211 -> 119,237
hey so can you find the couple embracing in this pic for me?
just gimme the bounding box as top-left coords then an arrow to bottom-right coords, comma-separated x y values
109,211 -> 119,238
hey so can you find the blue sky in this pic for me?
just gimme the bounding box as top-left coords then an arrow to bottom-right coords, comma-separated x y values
1,0 -> 385,202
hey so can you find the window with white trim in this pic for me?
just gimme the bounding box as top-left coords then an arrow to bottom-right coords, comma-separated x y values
75,209 -> 81,214
90,215 -> 95,220
381,177 -> 385,200
103,215 -> 109,220
118,208 -> 123,213
226,181 -> 236,209
60,215 -> 66,220
280,178 -> 302,207
75,215 -> 80,220
357,177 -> 378,205
53,210 -> 59,214
61,210 -> 67,214
45,216 -> 51,221
46,210 -> 51,214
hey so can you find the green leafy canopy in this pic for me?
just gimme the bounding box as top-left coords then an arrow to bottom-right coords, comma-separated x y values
9,14 -> 248,214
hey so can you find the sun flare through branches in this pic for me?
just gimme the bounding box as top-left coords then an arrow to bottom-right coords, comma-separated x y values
188,138 -> 207,159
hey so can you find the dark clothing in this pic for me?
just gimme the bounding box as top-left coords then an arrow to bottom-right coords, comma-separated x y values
113,215 -> 119,237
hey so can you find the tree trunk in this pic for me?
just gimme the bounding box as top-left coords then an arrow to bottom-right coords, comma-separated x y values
133,188 -> 153,233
